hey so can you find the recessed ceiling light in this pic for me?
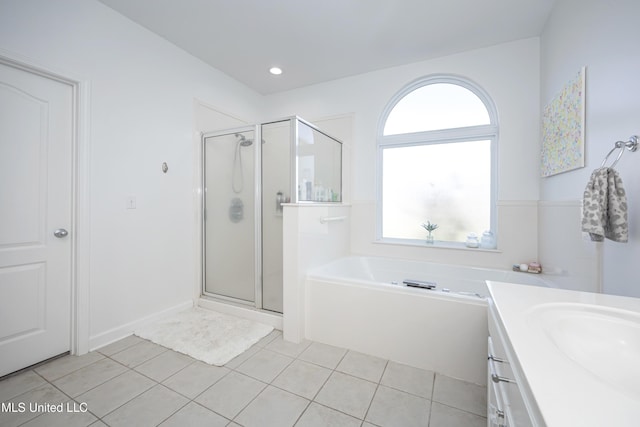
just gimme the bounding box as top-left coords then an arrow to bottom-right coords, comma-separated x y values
269,67 -> 283,75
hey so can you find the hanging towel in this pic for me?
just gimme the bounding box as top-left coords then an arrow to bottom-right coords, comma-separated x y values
581,167 -> 628,242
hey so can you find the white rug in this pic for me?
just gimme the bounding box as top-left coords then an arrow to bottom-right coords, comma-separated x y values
135,308 -> 274,366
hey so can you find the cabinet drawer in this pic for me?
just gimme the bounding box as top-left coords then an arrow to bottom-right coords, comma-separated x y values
488,312 -> 515,381
488,307 -> 534,426
488,338 -> 509,427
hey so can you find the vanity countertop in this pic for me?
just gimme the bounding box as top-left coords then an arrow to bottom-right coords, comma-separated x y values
487,281 -> 640,427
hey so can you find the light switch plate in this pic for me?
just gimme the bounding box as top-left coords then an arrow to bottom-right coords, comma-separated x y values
126,196 -> 136,209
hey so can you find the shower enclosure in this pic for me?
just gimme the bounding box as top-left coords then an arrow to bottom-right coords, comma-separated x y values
202,117 -> 342,313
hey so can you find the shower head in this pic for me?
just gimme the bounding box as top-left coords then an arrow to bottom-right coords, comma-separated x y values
235,133 -> 253,147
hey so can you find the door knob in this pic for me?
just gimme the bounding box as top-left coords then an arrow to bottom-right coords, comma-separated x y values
53,228 -> 69,238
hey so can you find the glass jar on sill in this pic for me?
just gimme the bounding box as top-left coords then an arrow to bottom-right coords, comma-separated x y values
480,230 -> 496,249
465,233 -> 480,248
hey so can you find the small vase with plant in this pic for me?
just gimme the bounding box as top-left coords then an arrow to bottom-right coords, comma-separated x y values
421,221 -> 438,244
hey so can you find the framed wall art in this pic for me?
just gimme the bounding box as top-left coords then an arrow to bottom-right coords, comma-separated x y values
541,67 -> 586,177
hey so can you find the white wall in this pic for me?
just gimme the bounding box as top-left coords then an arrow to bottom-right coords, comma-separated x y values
0,0 -> 264,348
266,38 -> 541,270
540,0 -> 640,296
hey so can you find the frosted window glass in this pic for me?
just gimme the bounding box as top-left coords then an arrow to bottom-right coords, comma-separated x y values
383,84 -> 490,135
382,141 -> 491,241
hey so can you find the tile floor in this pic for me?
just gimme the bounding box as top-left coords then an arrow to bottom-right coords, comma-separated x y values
0,330 -> 487,427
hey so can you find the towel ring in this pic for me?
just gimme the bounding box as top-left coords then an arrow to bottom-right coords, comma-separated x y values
600,135 -> 638,168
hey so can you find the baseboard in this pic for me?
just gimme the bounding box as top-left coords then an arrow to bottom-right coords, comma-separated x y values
198,297 -> 283,330
89,300 -> 194,352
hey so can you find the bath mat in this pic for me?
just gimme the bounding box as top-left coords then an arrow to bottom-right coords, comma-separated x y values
135,307 -> 274,366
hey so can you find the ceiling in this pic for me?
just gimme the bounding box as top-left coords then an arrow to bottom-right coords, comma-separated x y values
98,0 -> 557,95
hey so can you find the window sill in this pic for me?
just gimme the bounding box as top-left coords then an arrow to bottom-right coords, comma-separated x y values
375,238 -> 501,253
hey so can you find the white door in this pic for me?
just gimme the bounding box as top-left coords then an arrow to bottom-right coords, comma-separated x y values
0,61 -> 74,377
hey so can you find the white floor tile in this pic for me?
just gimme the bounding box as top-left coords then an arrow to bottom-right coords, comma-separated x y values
194,371 -> 266,419
336,350 -> 387,383
314,371 -> 377,419
0,383 -> 69,427
34,353 -> 105,382
235,348 -> 293,383
432,374 -> 487,417
0,370 -> 46,402
102,384 -> 188,427
96,335 -> 143,356
255,329 -> 282,347
298,342 -> 347,369
159,401 -> 229,427
429,402 -> 487,427
295,402 -> 361,427
162,361 -> 229,399
20,401 -> 97,427
76,370 -> 155,418
235,385 -> 309,427
365,385 -> 430,427
224,344 -> 260,369
272,359 -> 332,400
53,358 -> 127,398
265,336 -> 312,358
109,340 -> 167,368
380,361 -> 434,398
134,350 -> 194,382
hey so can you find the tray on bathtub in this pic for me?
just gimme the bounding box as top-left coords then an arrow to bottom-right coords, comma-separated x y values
402,279 -> 437,289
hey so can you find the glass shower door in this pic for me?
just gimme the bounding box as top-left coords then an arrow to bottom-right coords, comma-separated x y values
203,128 -> 256,303
261,120 -> 291,313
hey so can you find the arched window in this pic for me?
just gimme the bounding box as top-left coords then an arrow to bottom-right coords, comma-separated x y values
377,75 -> 498,246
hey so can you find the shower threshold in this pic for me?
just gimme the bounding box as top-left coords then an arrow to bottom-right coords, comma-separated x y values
198,296 -> 282,331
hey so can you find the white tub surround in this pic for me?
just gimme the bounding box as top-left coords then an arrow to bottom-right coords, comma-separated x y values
349,200 -> 540,271
305,256 -> 551,385
282,204 -> 351,343
488,281 -> 640,426
538,200 -> 602,293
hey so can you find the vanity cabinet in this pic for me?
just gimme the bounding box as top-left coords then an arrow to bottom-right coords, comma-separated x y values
487,299 -> 542,426
487,281 -> 640,426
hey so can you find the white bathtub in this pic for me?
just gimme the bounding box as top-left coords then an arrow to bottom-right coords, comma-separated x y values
304,256 -> 551,385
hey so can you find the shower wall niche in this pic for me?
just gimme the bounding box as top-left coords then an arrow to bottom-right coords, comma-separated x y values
203,117 -> 342,313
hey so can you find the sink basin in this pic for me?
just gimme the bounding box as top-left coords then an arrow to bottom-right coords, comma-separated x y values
527,302 -> 640,397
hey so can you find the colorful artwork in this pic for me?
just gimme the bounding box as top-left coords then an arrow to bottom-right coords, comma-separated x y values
541,67 -> 586,177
